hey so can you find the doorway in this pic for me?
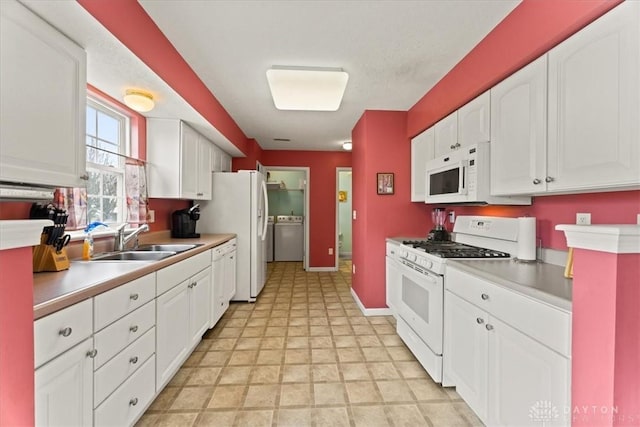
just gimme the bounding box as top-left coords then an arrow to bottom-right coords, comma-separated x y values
265,167 -> 309,271
336,168 -> 352,267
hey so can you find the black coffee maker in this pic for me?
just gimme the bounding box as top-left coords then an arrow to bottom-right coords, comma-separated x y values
171,204 -> 200,238
427,207 -> 450,241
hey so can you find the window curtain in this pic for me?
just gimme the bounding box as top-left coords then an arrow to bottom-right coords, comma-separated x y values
125,159 -> 148,226
53,187 -> 88,230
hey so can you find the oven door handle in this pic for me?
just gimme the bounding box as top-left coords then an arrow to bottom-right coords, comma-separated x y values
458,160 -> 468,195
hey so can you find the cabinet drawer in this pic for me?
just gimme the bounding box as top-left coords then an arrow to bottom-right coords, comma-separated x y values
446,267 -> 571,357
94,355 -> 155,427
94,327 -> 155,407
34,299 -> 93,368
157,250 -> 210,295
93,300 -> 155,369
94,273 -> 156,331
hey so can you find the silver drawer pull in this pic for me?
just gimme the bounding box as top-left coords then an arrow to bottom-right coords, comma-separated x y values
481,293 -> 489,300
532,178 -> 541,185
59,327 -> 72,337
130,293 -> 139,301
476,317 -> 484,324
86,349 -> 98,358
129,397 -> 138,406
130,356 -> 139,364
129,325 -> 138,333
545,176 -> 555,183
486,324 -> 494,331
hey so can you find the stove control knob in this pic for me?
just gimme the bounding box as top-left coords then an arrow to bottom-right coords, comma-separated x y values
425,260 -> 433,269
401,251 -> 409,258
409,254 -> 417,262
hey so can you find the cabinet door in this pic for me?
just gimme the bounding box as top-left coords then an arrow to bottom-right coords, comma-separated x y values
490,55 -> 548,195
434,111 -> 458,157
180,124 -> 199,199
156,281 -> 190,391
385,256 -> 401,313
458,91 -> 490,147
487,316 -> 570,427
0,0 -> 86,188
410,127 -> 435,202
221,152 -> 232,172
196,137 -> 212,200
443,292 -> 489,422
547,1 -> 640,192
211,255 -> 225,327
189,267 -> 211,349
35,338 -> 94,427
211,145 -> 222,172
225,249 -> 237,302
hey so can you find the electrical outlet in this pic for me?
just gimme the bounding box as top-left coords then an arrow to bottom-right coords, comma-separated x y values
328,248 -> 333,255
637,214 -> 640,225
448,211 -> 456,224
576,213 -> 591,225
148,210 -> 155,223
352,210 -> 357,220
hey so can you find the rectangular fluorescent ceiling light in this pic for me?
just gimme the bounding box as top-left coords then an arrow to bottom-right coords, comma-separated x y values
266,66 -> 348,111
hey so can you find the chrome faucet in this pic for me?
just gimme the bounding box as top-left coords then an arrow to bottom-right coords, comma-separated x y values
114,223 -> 149,252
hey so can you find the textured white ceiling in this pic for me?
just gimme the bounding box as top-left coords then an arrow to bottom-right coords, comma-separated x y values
21,0 -> 520,154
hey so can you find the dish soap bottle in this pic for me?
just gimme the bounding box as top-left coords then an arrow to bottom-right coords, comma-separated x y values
81,222 -> 107,260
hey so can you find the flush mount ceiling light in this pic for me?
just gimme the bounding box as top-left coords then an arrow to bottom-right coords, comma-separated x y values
266,66 -> 349,111
123,89 -> 155,112
342,141 -> 353,151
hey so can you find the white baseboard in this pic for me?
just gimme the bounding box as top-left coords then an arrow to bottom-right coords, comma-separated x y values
307,266 -> 338,272
541,248 -> 568,267
350,288 -> 393,316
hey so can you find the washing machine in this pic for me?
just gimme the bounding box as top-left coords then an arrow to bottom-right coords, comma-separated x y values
274,215 -> 304,261
266,216 -> 274,262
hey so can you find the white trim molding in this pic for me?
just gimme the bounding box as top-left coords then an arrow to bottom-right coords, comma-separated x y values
556,224 -> 640,254
307,267 -> 338,272
350,288 -> 393,317
0,219 -> 52,250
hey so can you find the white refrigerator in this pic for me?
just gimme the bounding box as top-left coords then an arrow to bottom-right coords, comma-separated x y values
199,170 -> 268,302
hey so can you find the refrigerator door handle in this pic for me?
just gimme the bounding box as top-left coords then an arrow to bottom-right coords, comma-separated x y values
261,179 -> 268,241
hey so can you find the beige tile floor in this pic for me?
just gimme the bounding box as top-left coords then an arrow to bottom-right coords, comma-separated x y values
137,261 -> 483,426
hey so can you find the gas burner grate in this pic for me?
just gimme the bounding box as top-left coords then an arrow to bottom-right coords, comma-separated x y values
401,240 -> 510,259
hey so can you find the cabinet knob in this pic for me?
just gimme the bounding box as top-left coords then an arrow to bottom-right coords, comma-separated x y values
450,144 -> 456,150
59,327 -> 72,337
129,397 -> 139,406
455,142 -> 461,148
532,178 -> 541,185
481,293 -> 489,300
80,173 -> 89,181
197,192 -> 203,196
545,176 -> 555,183
485,324 -> 494,331
130,356 -> 139,364
476,317 -> 484,324
129,325 -> 138,333
130,293 -> 139,301
86,349 -> 98,358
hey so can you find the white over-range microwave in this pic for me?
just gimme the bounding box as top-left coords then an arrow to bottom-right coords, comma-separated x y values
424,142 -> 530,205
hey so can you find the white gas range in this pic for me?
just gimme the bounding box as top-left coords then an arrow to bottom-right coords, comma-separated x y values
387,216 -> 526,384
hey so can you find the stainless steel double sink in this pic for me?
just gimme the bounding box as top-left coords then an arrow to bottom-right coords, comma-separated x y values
92,244 -> 202,262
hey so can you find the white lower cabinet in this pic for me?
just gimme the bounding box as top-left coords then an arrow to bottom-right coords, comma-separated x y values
156,264 -> 212,391
35,337 -> 95,427
211,239 -> 237,327
223,243 -> 237,302
385,242 -> 401,314
444,267 -> 571,427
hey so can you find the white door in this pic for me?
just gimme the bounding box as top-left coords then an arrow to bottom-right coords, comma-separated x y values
458,91 -> 490,147
547,1 -> 640,192
189,267 -> 211,349
35,338 -> 94,427
443,292 -> 489,422
490,55 -> 548,195
156,281 -> 189,391
410,127 -> 435,202
434,111 -> 458,157
487,316 -> 570,427
180,124 -> 199,199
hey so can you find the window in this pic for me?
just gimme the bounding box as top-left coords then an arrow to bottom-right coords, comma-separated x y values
85,99 -> 130,224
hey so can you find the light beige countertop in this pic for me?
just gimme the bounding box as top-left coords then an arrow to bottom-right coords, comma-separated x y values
448,259 -> 572,312
33,232 -> 235,319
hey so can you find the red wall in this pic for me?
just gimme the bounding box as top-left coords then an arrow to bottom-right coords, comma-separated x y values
258,150 -> 352,268
352,111 -> 432,307
408,0 -> 623,136
0,247 -> 35,426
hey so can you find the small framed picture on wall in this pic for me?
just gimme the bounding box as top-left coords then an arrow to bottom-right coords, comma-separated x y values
377,173 -> 394,195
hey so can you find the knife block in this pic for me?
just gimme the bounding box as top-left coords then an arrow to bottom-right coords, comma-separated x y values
33,244 -> 70,272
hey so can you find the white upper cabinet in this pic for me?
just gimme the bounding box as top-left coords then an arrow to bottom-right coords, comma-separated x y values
458,91 -> 490,147
0,0 -> 87,188
410,127 -> 434,202
434,111 -> 458,157
147,119 -> 213,200
490,55 -> 548,195
547,0 -> 640,193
